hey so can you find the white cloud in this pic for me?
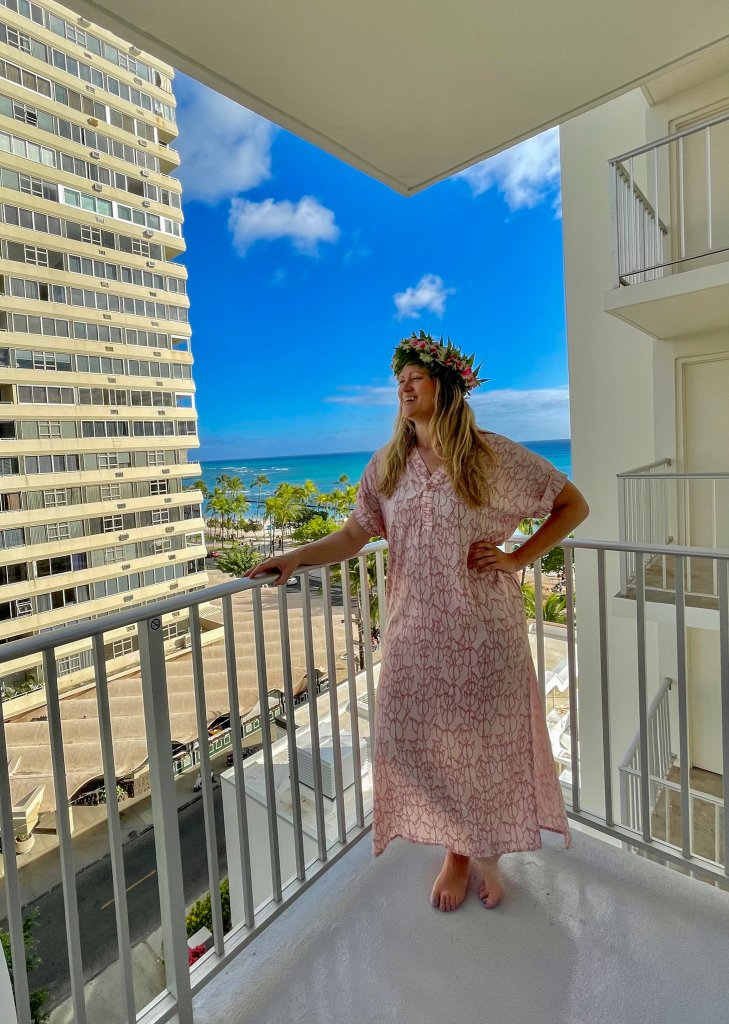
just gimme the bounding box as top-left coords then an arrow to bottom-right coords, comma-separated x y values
457,128 -> 561,212
325,385 -> 397,406
393,273 -> 455,319
174,76 -> 276,203
324,382 -> 570,440
469,385 -> 570,439
228,196 -> 340,256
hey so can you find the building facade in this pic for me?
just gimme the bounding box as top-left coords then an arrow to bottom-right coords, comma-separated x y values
0,0 -> 206,698
561,45 -> 729,811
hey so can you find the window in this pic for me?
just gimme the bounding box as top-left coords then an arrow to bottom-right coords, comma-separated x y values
111,637 -> 134,658
0,457 -> 19,476
97,452 -> 120,469
146,451 -> 165,467
151,509 -> 170,525
185,533 -> 204,548
56,654 -> 82,675
152,537 -> 172,554
38,421 -> 62,439
102,515 -> 123,533
0,492 -> 21,512
103,545 -> 124,564
43,488 -> 67,507
100,484 -> 121,501
46,521 -> 71,541
24,244 -> 48,267
0,527 -> 24,548
149,480 -> 168,496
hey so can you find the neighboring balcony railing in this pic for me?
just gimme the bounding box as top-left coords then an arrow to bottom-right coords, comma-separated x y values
620,677 -> 725,867
1,535 -> 728,1023
609,109 -> 729,286
617,460 -> 729,604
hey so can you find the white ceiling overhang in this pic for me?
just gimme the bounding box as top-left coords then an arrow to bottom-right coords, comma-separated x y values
73,1 -> 729,195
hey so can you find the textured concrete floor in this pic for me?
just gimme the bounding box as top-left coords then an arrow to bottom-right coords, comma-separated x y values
191,827 -> 729,1024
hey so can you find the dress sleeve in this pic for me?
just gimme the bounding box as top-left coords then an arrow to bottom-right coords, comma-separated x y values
503,440 -> 569,520
352,454 -> 386,539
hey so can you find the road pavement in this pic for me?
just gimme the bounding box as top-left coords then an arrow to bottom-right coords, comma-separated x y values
7,786 -> 226,1011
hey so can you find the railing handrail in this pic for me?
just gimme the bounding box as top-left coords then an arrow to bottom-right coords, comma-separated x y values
617,457 -> 672,477
563,537 -> 729,560
618,471 -> 729,481
619,675 -> 672,769
609,108 -> 729,165
0,539 -> 389,666
614,165 -> 669,236
618,764 -> 725,809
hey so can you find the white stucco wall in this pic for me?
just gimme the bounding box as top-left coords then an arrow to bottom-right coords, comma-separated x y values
560,89 -> 662,813
561,56 -> 729,808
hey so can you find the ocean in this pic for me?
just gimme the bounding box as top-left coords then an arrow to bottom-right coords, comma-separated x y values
191,439 -> 572,504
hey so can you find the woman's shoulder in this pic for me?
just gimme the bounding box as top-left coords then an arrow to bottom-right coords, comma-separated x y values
477,429 -> 518,455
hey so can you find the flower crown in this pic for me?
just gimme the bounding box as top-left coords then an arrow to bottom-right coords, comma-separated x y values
392,331 -> 487,393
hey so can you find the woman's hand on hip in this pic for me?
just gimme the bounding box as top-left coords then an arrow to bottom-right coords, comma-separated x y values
467,540 -> 520,574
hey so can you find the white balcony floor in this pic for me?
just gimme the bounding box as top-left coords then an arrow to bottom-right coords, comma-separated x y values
192,827 -> 729,1024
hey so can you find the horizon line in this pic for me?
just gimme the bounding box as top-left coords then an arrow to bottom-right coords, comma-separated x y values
197,437 -> 572,463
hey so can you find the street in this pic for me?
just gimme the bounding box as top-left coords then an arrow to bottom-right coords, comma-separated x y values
7,787 -> 227,1011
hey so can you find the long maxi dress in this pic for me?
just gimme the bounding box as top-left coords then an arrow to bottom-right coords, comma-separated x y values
353,431 -> 571,859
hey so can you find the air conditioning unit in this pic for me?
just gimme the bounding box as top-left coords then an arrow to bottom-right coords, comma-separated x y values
92,184 -> 103,192
143,229 -> 153,238
88,117 -> 99,126
146,261 -> 155,268
142,200 -> 151,208
140,170 -> 149,178
90,150 -> 100,159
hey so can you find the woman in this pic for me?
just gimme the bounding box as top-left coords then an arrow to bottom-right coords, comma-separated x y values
247,332 -> 589,913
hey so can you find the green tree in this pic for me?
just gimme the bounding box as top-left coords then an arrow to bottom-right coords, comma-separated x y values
1,909 -> 50,1023
250,473 -> 270,522
292,515 -> 338,543
216,544 -> 262,577
521,583 -> 536,618
265,483 -> 306,548
543,592 -> 567,624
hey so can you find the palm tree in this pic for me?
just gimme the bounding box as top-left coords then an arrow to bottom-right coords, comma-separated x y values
231,492 -> 250,538
265,484 -> 305,549
251,473 -> 270,522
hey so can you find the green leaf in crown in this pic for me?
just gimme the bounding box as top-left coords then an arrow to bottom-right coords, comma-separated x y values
391,330 -> 487,393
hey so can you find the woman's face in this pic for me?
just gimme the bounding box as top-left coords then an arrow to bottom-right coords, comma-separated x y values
397,362 -> 437,422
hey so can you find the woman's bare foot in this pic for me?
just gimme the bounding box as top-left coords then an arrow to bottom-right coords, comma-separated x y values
430,850 -> 470,912
475,855 -> 504,909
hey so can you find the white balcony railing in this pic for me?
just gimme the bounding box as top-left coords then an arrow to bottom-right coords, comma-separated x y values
1,535 -> 728,1023
618,460 -> 729,602
609,109 -> 729,286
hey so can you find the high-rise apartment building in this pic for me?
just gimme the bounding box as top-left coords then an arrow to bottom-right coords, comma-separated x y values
0,0 -> 207,696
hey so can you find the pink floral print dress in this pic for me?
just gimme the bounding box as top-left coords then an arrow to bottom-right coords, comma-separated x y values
353,431 -> 571,858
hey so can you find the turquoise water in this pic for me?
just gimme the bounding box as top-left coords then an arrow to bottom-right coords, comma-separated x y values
191,439 -> 571,502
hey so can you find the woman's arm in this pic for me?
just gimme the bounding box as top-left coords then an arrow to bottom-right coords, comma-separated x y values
245,514 -> 373,585
468,481 -> 589,575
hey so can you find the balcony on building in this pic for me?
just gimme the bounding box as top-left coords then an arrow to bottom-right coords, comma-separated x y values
1,538 -> 728,1024
604,108 -> 729,340
614,457 -> 729,627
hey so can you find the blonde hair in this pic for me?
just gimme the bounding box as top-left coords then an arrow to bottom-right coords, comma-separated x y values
378,367 -> 497,507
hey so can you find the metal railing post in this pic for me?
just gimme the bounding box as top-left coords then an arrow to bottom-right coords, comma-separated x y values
137,616 -> 193,1022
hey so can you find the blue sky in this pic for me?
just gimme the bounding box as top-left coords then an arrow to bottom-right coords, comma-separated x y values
172,74 -> 569,461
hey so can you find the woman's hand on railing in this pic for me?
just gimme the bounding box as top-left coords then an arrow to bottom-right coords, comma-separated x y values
245,551 -> 303,586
